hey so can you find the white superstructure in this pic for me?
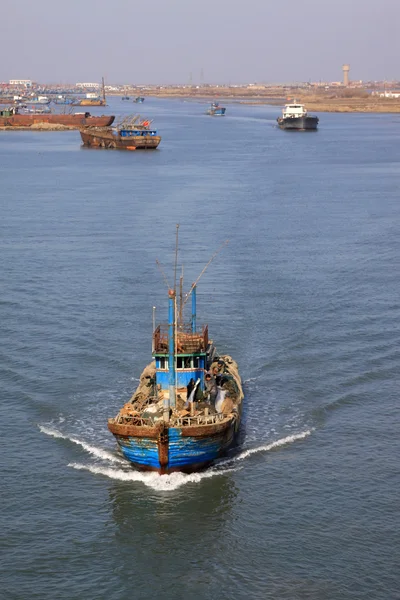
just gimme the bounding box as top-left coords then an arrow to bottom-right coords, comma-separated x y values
9,79 -> 32,87
281,102 -> 307,119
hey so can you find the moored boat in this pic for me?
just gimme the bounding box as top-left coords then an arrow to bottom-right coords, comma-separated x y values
73,78 -> 107,107
277,101 -> 319,130
24,95 -> 51,105
108,237 -> 243,473
134,96 -> 145,103
73,95 -> 106,107
80,114 -> 161,150
206,102 -> 226,116
0,106 -> 115,128
53,95 -> 76,105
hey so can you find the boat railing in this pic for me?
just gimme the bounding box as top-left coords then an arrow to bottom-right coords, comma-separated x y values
173,412 -> 226,426
113,412 -> 226,427
113,414 -> 156,427
153,323 -> 208,353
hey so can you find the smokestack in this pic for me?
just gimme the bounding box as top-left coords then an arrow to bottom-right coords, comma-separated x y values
342,64 -> 350,87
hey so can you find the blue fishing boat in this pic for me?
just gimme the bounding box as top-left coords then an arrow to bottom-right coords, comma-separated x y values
206,102 -> 226,116
53,95 -> 76,105
134,96 -> 145,103
24,95 -> 51,105
108,237 -> 243,474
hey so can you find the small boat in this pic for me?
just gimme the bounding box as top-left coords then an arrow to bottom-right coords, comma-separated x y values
122,96 -> 130,101
19,105 -> 52,114
80,114 -> 161,150
73,94 -> 106,107
134,96 -> 145,103
0,96 -> 16,105
277,101 -> 319,130
108,234 -> 243,473
53,95 -> 76,105
24,95 -> 51,105
206,102 -> 226,116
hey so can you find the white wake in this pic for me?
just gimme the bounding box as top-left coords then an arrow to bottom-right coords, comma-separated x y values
229,430 -> 312,463
68,462 -> 238,491
39,425 -> 125,464
39,424 -> 312,491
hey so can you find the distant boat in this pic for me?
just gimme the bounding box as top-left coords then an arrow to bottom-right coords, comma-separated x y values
18,105 -> 52,114
53,95 -> 76,105
134,96 -> 145,103
25,96 -> 51,105
79,114 -> 161,150
122,96 -> 130,101
277,101 -> 319,130
206,102 -> 226,116
72,77 -> 107,107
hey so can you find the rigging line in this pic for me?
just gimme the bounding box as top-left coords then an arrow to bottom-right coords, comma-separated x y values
182,239 -> 230,309
155,259 -> 170,290
173,223 -> 180,295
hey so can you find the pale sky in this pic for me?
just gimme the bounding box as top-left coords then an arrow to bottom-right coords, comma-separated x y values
1,0 -> 398,84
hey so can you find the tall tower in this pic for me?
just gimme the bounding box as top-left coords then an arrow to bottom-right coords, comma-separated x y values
342,64 -> 350,87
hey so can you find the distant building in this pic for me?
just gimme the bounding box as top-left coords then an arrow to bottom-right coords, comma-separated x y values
379,91 -> 400,98
9,79 -> 32,87
76,82 -> 100,89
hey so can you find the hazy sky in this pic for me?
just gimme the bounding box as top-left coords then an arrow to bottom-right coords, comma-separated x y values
1,0 -> 398,84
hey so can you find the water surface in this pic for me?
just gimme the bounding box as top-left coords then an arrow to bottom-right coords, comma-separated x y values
1,98 -> 400,599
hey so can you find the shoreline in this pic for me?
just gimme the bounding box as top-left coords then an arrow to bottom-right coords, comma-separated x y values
112,91 -> 400,113
0,124 -> 77,131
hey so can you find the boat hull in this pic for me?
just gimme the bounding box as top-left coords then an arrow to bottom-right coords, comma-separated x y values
277,115 -> 319,130
207,108 -> 226,116
72,100 -> 106,107
0,114 -> 115,127
80,127 -> 161,150
108,417 -> 238,474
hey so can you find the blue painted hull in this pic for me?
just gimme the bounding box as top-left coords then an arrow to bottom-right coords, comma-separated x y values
112,422 -> 236,473
207,107 -> 226,116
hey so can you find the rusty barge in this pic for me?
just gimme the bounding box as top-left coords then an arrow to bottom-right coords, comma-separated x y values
80,115 -> 161,150
0,106 -> 115,128
108,238 -> 243,474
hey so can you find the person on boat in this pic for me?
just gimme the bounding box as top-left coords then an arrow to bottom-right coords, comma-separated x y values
204,372 -> 218,404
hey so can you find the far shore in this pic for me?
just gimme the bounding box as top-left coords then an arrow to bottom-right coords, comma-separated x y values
109,89 -> 400,113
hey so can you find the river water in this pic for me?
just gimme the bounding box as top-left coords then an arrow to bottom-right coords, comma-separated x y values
1,98 -> 399,599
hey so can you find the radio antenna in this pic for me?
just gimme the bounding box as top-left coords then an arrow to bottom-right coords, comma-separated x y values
155,259 -> 170,289
183,239 -> 229,308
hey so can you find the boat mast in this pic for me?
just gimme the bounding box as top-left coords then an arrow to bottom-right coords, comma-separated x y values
191,284 -> 196,333
173,224 -> 179,403
102,77 -> 106,103
152,306 -> 156,353
179,266 -> 184,326
165,289 -> 176,421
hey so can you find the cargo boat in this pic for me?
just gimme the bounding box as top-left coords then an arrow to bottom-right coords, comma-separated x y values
0,106 -> 115,128
108,234 -> 243,473
277,101 -> 319,130
80,114 -> 161,150
72,78 -> 107,107
206,102 -> 226,116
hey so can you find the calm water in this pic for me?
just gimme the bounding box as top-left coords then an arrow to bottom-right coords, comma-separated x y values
1,98 -> 400,600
